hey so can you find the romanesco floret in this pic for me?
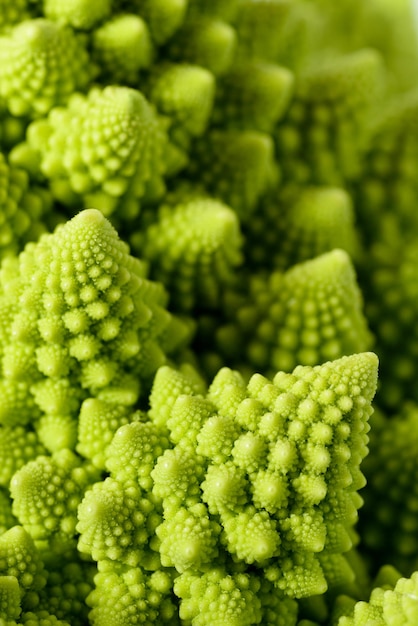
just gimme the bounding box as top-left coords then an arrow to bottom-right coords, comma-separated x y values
200,249 -> 372,379
146,353 -> 376,600
77,476 -> 159,567
0,209 -> 181,449
138,197 -> 243,312
76,398 -> 134,469
174,567 -> 263,626
145,63 -> 215,150
156,503 -> 221,573
148,362 -> 207,428
106,418 -> 169,488
0,19 -> 92,118
10,86 -> 167,221
151,445 -> 205,509
0,526 -> 47,600
91,14 -> 153,85
86,560 -> 180,625
10,449 -> 99,548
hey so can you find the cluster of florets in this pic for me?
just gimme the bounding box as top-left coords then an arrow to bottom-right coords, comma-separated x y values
1,0 -> 418,625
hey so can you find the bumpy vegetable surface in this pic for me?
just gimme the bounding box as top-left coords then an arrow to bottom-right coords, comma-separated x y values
1,1 -> 418,625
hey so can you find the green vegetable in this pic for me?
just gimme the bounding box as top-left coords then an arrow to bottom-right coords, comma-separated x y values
0,19 -> 92,117
0,1 -> 418,624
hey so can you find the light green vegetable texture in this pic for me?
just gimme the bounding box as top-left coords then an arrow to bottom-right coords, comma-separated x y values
1,0 -> 418,624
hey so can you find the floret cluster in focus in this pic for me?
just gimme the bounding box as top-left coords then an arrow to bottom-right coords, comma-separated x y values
1,0 -> 418,625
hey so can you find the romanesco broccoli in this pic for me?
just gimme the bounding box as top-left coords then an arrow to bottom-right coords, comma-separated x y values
0,1 -> 418,624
